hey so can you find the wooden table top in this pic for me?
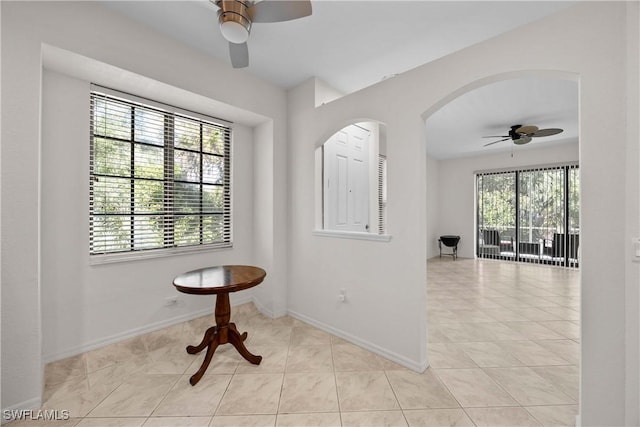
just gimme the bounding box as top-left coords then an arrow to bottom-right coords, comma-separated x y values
173,265 -> 266,295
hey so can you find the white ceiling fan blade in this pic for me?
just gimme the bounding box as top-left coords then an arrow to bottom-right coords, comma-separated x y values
250,0 -> 312,23
532,128 -> 563,137
229,42 -> 249,68
484,137 -> 510,147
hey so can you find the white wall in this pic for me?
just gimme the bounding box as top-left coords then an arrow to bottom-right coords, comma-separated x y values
286,3 -> 637,425
625,2 -> 640,425
435,142 -> 579,259
2,1 -> 287,411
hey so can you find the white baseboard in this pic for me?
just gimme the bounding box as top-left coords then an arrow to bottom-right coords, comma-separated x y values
1,397 -> 42,425
42,307 -> 213,363
43,295 -> 255,363
287,309 -> 429,373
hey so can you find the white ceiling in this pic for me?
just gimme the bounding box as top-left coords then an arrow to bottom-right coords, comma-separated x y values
100,0 -> 579,159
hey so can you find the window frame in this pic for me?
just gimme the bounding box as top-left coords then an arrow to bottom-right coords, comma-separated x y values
89,87 -> 232,263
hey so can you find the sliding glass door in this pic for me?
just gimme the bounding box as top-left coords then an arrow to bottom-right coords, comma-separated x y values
477,164 -> 579,268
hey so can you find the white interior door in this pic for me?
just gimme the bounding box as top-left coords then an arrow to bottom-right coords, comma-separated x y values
324,124 -> 370,231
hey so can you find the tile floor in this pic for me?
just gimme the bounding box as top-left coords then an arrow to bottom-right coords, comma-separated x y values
9,257 -> 579,426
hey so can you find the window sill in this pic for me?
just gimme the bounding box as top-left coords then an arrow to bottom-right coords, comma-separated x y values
89,243 -> 232,266
312,229 -> 392,242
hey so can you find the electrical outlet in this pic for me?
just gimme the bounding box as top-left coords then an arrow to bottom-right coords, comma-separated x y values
338,289 -> 346,302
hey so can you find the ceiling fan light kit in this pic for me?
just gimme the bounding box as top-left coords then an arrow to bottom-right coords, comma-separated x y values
217,0 -> 252,44
212,0 -> 312,68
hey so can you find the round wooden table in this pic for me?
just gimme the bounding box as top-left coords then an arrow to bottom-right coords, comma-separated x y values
173,265 -> 266,385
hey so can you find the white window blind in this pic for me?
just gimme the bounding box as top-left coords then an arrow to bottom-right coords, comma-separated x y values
378,155 -> 387,234
89,89 -> 232,256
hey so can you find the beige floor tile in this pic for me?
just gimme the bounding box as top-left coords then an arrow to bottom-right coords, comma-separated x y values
530,366 -> 579,401
501,322 -> 566,340
86,357 -> 149,392
143,417 -> 212,427
341,410 -> 407,426
447,309 -> 499,323
386,369 -> 458,409
534,340 -> 580,365
456,342 -> 524,368
278,372 -> 339,413
525,405 -> 578,427
143,323 -> 190,352
76,418 -> 147,427
210,415 -> 276,427
42,378 -> 118,419
335,371 -> 399,412
87,374 -> 179,417
45,355 -> 87,387
403,409 -> 474,427
85,336 -> 148,373
332,343 -> 385,371
236,345 -> 289,373
247,326 -> 293,346
140,344 -> 197,375
437,323 -> 496,342
434,369 -> 518,407
285,345 -> 333,372
275,412 -> 341,426
187,346 -> 242,375
153,374 -> 231,416
538,321 -> 580,340
538,307 -> 580,321
484,367 -> 575,405
427,343 -> 477,368
465,407 -> 542,426
217,373 -> 284,415
476,306 -> 529,322
427,325 -> 453,343
476,322 -> 528,341
428,308 -> 461,323
290,326 -> 332,346
496,341 -> 573,366
517,308 -> 563,322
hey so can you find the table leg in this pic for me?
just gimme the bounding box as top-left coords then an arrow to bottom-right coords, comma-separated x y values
228,323 -> 262,365
186,292 -> 261,385
186,325 -> 216,354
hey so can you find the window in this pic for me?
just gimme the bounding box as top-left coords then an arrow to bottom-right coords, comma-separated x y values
89,89 -> 232,257
476,164 -> 579,268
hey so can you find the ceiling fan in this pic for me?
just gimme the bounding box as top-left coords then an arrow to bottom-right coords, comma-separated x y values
211,0 -> 312,68
483,124 -> 564,147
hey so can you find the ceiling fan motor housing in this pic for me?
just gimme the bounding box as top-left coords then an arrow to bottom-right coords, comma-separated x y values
509,124 -> 523,140
217,0 -> 253,44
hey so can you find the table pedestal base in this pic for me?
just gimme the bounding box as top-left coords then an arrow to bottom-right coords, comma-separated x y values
186,294 -> 262,386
